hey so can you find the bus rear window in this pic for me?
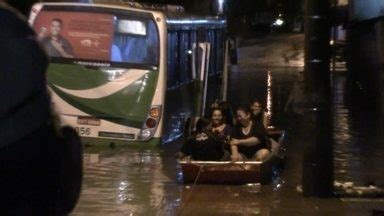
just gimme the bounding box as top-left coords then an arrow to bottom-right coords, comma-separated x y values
33,10 -> 159,66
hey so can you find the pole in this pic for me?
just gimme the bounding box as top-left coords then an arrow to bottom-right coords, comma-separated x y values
302,0 -> 334,197
202,43 -> 211,116
331,0 -> 338,72
378,21 -> 384,157
221,39 -> 229,101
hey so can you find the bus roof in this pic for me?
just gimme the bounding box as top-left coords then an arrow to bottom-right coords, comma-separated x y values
166,14 -> 226,30
34,1 -> 226,30
40,1 -> 185,12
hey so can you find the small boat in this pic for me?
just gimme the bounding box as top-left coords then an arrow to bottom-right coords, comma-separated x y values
179,128 -> 286,185
179,160 -> 274,184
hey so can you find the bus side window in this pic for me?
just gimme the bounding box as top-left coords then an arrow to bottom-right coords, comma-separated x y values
188,30 -> 197,82
167,31 -> 178,88
145,21 -> 159,65
207,30 -> 215,75
178,31 -> 190,84
215,29 -> 224,72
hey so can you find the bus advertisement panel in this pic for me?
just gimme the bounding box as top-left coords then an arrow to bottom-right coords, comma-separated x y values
33,11 -> 114,61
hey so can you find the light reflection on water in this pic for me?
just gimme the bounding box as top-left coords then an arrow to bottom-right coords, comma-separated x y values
72,67 -> 383,215
73,150 -> 182,215
332,73 -> 384,186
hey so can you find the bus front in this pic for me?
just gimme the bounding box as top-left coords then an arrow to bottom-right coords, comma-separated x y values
30,3 -> 167,145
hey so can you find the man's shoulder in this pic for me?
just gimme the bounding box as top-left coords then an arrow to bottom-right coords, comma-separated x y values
0,4 -> 33,38
0,3 -> 18,17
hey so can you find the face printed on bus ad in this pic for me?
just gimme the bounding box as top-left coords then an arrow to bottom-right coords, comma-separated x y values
50,19 -> 62,37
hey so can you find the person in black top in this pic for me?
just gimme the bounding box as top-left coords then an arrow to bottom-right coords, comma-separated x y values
230,106 -> 270,161
178,118 -> 226,161
0,2 -> 82,215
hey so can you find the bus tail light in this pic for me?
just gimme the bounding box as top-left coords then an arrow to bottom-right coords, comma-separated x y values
149,107 -> 160,118
145,118 -> 157,128
139,105 -> 162,141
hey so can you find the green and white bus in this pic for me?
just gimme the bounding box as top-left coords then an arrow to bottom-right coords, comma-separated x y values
29,2 -> 226,145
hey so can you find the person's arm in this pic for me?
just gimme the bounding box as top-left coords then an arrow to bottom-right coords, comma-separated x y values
230,145 -> 242,161
230,136 -> 260,147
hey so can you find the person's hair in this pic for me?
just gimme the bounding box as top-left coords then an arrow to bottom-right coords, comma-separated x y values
195,117 -> 210,132
209,107 -> 224,118
209,100 -> 233,126
251,100 -> 264,109
52,18 -> 63,26
235,105 -> 251,115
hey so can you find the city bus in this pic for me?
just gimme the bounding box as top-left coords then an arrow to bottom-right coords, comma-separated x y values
29,2 -> 227,145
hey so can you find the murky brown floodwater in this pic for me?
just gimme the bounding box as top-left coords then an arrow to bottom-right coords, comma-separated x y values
71,64 -> 383,215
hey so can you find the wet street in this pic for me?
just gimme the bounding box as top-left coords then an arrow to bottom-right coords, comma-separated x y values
71,34 -> 383,215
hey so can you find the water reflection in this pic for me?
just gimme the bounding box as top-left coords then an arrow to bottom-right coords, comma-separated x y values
74,150 -> 178,215
179,185 -> 270,215
333,73 -> 384,186
266,70 -> 273,125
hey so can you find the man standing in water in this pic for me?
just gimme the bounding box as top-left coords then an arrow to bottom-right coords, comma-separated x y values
41,18 -> 74,58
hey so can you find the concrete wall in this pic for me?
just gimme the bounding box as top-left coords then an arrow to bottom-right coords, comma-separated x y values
346,18 -> 384,100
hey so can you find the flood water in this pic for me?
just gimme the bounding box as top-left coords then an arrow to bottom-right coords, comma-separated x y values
71,55 -> 383,215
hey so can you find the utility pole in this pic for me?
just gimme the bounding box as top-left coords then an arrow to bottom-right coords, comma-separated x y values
302,0 -> 333,197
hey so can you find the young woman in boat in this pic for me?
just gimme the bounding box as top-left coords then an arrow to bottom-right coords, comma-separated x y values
230,106 -> 270,161
250,100 -> 269,129
206,107 -> 232,160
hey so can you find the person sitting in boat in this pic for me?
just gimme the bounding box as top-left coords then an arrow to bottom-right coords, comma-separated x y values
229,106 -> 270,161
206,107 -> 232,160
250,100 -> 269,129
178,118 -> 227,161
250,100 -> 282,156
